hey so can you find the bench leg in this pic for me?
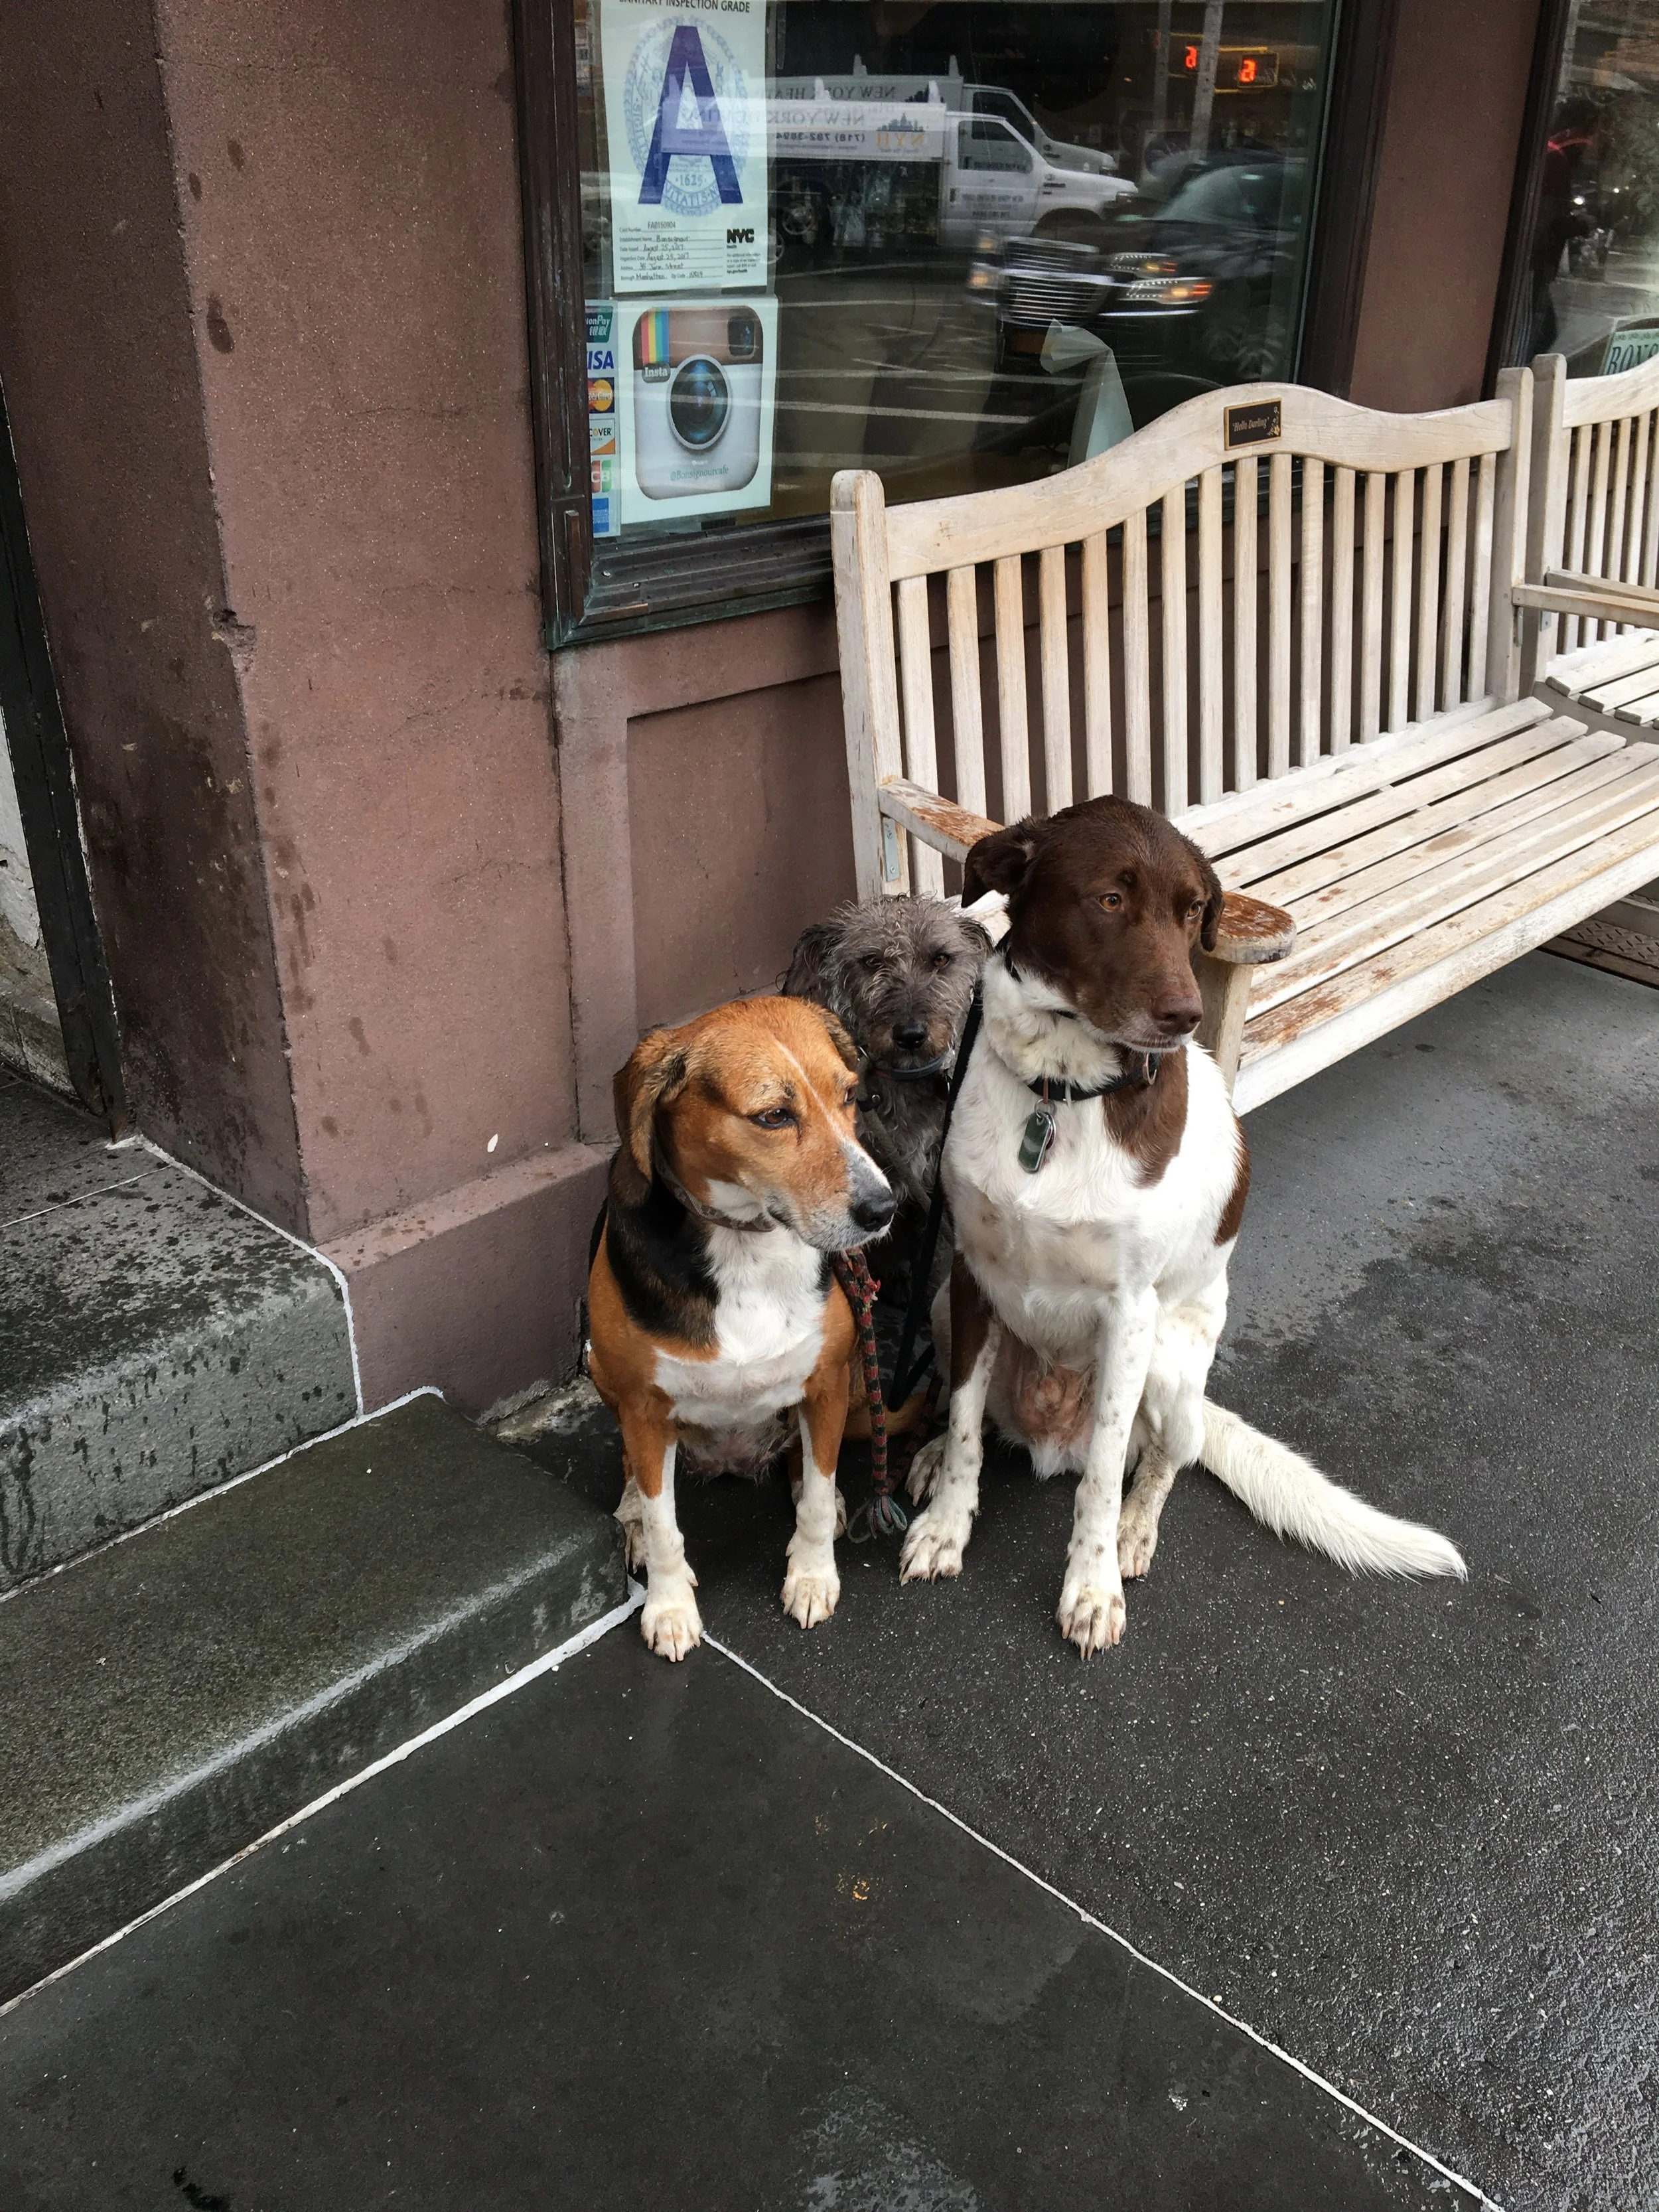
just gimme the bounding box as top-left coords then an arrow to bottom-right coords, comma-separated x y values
1194,951 -> 1254,1095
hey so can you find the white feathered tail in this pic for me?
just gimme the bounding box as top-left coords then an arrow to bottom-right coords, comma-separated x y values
1200,1404 -> 1466,1580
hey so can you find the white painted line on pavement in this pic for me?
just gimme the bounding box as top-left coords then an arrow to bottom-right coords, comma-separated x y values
707,1634 -> 1503,2212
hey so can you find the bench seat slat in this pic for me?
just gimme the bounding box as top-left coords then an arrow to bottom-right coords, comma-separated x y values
1542,631 -> 1659,698
1248,748 -> 1659,1015
1230,721 -> 1617,901
1267,741 -> 1639,938
1233,795 -> 1659,1111
1181,696 -> 1550,861
1571,658 -> 1659,712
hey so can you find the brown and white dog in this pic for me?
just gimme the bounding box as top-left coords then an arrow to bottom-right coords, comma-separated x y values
588,995 -> 895,1660
902,794 -> 1465,1655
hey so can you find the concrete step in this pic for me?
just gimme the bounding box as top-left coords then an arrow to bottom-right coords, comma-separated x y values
0,1071 -> 356,1589
0,1390 -> 626,2006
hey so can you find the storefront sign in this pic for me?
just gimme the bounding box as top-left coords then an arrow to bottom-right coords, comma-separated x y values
587,301 -> 624,537
600,0 -> 768,294
618,295 -> 777,524
1601,322 -> 1659,377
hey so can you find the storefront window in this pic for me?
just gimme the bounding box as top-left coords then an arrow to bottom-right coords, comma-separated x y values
1516,0 -> 1659,375
573,0 -> 1338,562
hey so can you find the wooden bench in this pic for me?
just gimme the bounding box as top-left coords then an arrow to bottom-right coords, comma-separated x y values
832,374 -> 1659,1112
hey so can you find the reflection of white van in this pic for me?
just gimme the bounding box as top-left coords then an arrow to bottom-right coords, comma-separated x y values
768,82 -> 1133,253
964,85 -> 1115,177
775,59 -> 1116,177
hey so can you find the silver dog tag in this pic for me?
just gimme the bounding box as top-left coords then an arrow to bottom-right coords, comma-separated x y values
1019,1103 -> 1057,1174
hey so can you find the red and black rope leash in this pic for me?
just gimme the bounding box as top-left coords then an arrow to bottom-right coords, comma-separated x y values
830,1246 -> 909,1540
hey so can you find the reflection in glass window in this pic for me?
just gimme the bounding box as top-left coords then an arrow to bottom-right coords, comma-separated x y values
576,1 -> 1336,550
1519,1 -> 1659,376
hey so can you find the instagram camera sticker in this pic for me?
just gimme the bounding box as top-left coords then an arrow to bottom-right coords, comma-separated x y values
632,304 -> 765,502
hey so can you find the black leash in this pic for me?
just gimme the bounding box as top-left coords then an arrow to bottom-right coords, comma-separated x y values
888,987 -> 983,1417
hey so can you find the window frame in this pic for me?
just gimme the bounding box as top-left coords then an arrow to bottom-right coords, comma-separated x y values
516,0 -> 1389,648
1484,0 -> 1578,386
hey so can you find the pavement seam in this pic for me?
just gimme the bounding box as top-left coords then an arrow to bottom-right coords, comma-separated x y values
0,1387 -> 446,1609
0,1584 -> 644,2020
706,1633 -> 1504,2212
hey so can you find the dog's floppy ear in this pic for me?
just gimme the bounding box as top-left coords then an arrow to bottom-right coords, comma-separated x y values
1182,834 -> 1226,953
962,819 -> 1043,906
611,1029 -> 691,1204
781,919 -> 838,1005
804,1001 -> 861,1074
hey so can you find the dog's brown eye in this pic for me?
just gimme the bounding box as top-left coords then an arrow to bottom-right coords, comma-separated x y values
931,950 -> 952,969
861,953 -> 883,972
752,1106 -> 794,1130
1098,893 -> 1122,911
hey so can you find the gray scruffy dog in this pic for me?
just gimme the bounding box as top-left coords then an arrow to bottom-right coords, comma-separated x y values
783,894 -> 989,1215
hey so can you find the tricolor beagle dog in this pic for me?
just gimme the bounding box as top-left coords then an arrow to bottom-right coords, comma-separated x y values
902,794 -> 1465,1655
588,995 -> 895,1660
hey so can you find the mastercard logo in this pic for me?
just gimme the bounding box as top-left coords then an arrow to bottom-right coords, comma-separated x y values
589,377 -> 614,413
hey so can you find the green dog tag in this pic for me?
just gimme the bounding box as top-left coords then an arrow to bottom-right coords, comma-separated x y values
1019,1104 -> 1057,1174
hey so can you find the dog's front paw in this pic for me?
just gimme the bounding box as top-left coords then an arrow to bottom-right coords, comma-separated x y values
1117,1508 -> 1161,1580
905,1433 -> 947,1506
640,1576 -> 703,1661
899,1503 -> 971,1582
781,1558 -> 841,1629
1056,1574 -> 1126,1657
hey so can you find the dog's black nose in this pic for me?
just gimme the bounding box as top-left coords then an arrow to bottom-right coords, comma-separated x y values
851,1188 -> 897,1234
1152,987 -> 1203,1036
893,1021 -> 928,1050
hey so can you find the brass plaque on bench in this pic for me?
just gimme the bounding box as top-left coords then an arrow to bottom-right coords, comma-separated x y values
1225,400 -> 1281,448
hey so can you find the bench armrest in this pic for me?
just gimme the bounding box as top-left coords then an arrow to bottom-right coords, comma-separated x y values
877,778 -> 1295,970
1514,569 -> 1659,630
1210,890 -> 1296,964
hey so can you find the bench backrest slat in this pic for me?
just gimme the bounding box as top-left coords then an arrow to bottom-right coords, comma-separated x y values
1442,456 -> 1469,713
1197,467 -> 1226,800
1299,461 -> 1325,773
832,375 -> 1530,897
1267,453 -> 1293,780
993,555 -> 1031,822
1123,507 -> 1153,803
1080,530 -> 1113,797
1329,465 -> 1355,751
1040,544 -> 1074,813
1424,467 -> 1451,725
945,566 -> 986,818
1161,486 -> 1189,812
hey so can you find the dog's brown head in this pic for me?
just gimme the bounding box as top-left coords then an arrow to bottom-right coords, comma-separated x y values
963,795 -> 1222,1048
782,895 -> 988,1074
612,996 -> 895,1249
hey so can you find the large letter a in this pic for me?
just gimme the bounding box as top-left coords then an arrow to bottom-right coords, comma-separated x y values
638,25 -> 743,206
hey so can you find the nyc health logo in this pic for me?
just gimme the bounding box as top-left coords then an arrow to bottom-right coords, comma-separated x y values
623,19 -> 753,215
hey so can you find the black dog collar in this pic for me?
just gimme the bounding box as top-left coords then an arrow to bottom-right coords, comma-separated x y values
1025,1055 -> 1163,1104
867,1051 -> 952,1081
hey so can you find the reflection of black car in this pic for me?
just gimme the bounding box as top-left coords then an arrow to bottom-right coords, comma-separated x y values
971,155 -> 1304,386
